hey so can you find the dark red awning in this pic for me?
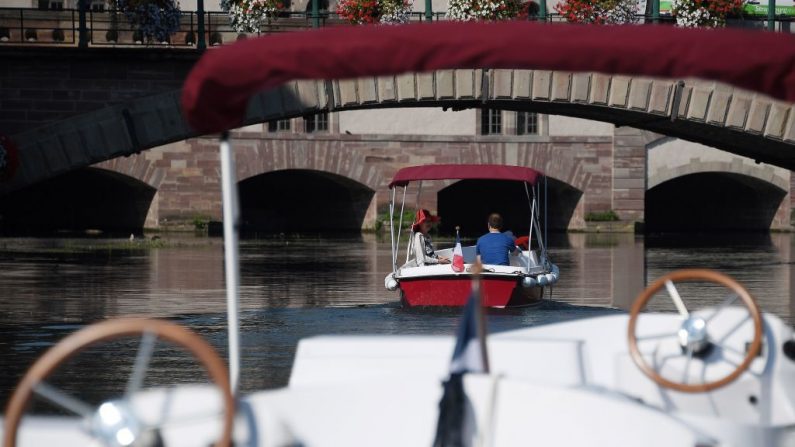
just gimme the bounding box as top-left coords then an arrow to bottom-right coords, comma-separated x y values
181,21 -> 795,134
389,164 -> 542,188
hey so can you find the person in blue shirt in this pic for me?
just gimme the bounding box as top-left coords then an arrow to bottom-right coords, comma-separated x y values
476,213 -> 519,266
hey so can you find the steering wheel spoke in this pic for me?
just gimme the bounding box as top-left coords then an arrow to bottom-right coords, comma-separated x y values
3,318 -> 234,447
664,280 -> 689,318
627,269 -> 763,393
125,331 -> 157,399
32,382 -> 93,418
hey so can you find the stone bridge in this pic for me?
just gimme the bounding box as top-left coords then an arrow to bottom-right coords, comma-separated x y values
1,47 -> 794,232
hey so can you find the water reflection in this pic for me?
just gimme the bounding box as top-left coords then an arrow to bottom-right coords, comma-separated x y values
0,232 -> 792,408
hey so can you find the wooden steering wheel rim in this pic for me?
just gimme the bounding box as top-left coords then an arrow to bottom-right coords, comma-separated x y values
627,269 -> 763,393
3,318 -> 234,447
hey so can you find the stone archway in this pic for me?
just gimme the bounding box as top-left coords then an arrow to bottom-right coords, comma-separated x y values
238,169 -> 375,232
437,177 -> 583,235
0,167 -> 156,235
646,138 -> 791,231
646,172 -> 787,232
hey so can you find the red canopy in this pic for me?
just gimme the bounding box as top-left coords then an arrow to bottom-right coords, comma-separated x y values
181,21 -> 795,134
389,164 -> 542,188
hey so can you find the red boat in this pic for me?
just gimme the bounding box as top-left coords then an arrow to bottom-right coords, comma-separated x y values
383,164 -> 559,307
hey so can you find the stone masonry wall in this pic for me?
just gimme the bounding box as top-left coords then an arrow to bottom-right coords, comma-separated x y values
99,130 -> 615,230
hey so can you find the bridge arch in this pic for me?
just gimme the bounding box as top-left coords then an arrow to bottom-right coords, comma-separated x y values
645,138 -> 790,231
4,69 -> 795,196
437,176 -> 583,235
237,169 -> 375,232
0,167 -> 156,235
646,172 -> 787,232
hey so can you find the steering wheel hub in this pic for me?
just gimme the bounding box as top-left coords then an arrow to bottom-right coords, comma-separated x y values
678,316 -> 709,353
91,400 -> 141,447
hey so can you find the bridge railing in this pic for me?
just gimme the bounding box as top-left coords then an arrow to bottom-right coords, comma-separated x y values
0,6 -> 792,49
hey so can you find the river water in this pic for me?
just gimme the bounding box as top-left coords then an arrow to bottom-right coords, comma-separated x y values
0,232 -> 793,411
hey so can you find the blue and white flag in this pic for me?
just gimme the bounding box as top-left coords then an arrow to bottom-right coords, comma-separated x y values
432,286 -> 489,447
449,290 -> 488,374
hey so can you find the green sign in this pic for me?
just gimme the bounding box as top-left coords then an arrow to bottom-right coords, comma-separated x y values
659,0 -> 795,16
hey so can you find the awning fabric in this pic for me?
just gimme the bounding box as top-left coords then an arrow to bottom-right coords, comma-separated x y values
389,164 -> 543,188
181,21 -> 795,134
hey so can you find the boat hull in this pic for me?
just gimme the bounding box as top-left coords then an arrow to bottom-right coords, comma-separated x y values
399,275 -> 543,307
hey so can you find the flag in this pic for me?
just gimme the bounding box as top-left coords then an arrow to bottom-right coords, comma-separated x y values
452,229 -> 465,273
432,283 -> 489,447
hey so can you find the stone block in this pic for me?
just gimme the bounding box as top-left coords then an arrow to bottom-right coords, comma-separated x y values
259,89 -> 285,119
763,103 -> 789,139
337,79 -> 359,106
551,72 -> 572,102
686,86 -> 711,121
38,136 -> 70,175
436,70 -> 455,100
676,86 -> 691,119
492,69 -> 513,99
570,73 -> 590,103
745,98 -> 770,134
280,82 -> 302,113
726,96 -> 750,129
357,78 -> 378,104
705,89 -> 731,125
589,73 -> 610,105
455,70 -> 475,99
532,70 -> 552,101
58,127 -> 89,167
613,178 -> 645,189
627,79 -> 651,111
513,70 -> 531,99
296,80 -> 320,109
396,73 -> 416,101
416,73 -> 435,100
158,94 -> 187,141
377,76 -> 397,102
648,82 -> 672,115
474,70 -> 484,100
608,76 -> 631,108
782,105 -> 795,142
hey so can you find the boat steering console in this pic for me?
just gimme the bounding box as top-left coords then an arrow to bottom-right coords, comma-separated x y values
627,269 -> 764,393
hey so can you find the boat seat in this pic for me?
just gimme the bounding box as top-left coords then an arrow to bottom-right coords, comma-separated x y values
289,336 -> 588,388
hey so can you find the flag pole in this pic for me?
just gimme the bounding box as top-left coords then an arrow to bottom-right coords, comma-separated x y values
471,260 -> 490,374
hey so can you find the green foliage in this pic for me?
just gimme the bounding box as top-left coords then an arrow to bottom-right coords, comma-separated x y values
192,215 -> 210,231
584,210 -> 620,222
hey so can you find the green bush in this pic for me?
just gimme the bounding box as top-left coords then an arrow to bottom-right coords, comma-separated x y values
584,210 -> 620,222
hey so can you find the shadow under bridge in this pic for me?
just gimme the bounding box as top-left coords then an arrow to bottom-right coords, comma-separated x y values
238,169 -> 375,233
437,178 -> 582,237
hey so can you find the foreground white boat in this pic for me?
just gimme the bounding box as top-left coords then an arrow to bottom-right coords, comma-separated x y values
3,269 -> 795,446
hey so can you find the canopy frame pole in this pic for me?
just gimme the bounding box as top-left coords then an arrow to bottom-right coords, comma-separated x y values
533,189 -> 546,263
397,185 -> 408,267
389,187 -> 397,273
406,181 -> 423,261
525,182 -> 535,274
219,131 -> 241,396
544,175 -> 548,261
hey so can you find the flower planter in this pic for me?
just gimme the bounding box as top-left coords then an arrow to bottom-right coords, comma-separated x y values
24,28 -> 38,42
51,28 -> 65,42
210,32 -> 223,46
0,27 -> 9,42
184,30 -> 195,45
106,28 -> 119,43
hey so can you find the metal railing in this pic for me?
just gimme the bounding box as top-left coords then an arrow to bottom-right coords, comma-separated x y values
0,6 -> 793,50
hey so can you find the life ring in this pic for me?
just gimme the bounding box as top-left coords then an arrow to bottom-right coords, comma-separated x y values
0,133 -> 19,182
515,236 -> 529,250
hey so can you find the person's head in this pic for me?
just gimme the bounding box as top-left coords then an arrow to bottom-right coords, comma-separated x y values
412,209 -> 440,234
487,213 -> 503,231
